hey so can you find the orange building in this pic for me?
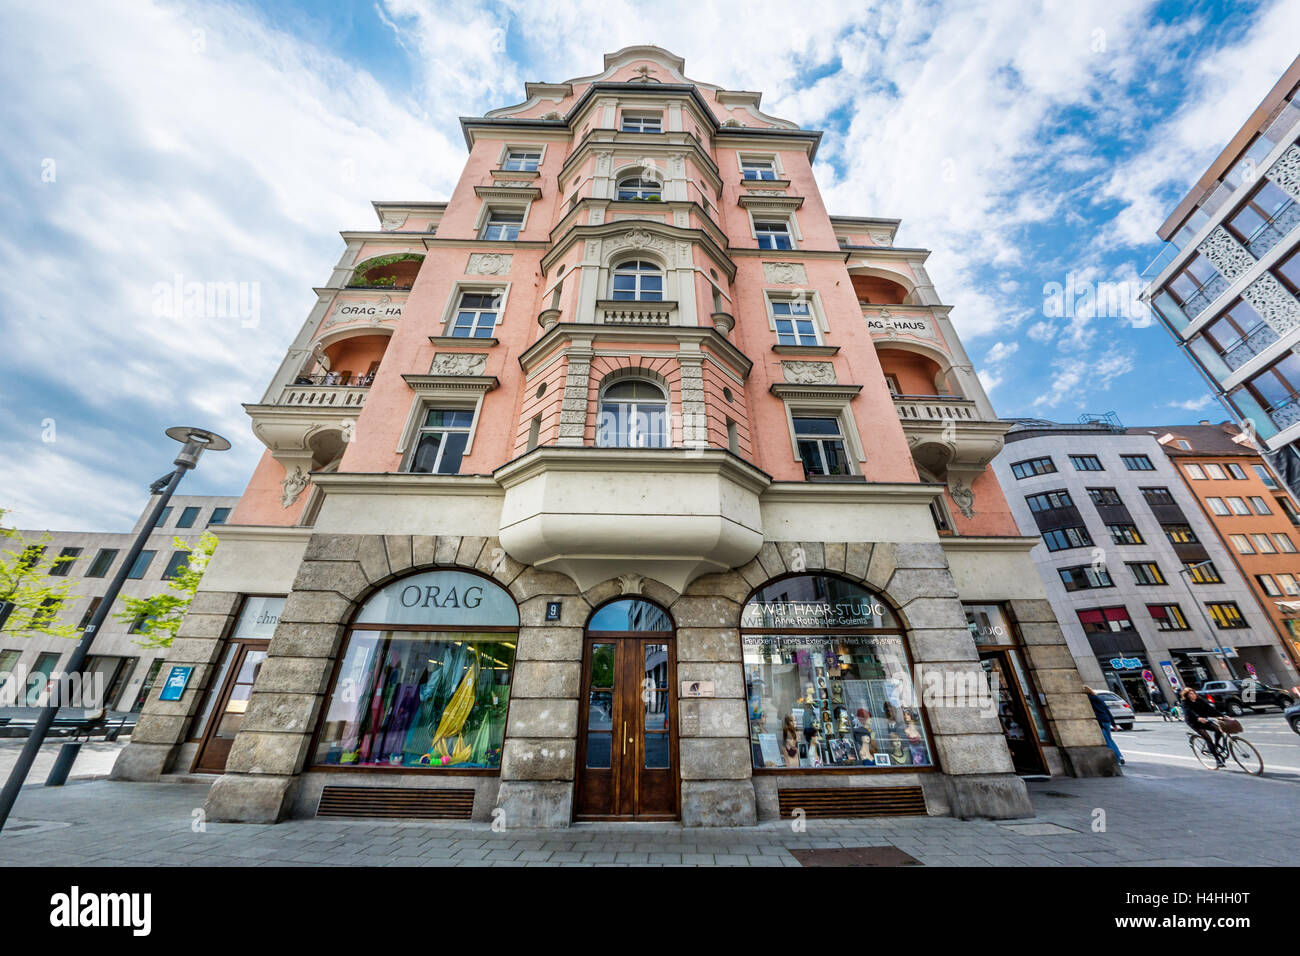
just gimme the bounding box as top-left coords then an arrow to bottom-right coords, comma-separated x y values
1148,421 -> 1300,674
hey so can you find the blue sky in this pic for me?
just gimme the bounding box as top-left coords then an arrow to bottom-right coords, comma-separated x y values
1,0 -> 1298,531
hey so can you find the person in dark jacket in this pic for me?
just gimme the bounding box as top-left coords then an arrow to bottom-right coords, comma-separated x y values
1084,687 -> 1124,766
1181,688 -> 1225,767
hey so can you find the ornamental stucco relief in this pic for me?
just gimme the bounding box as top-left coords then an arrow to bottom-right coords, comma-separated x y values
280,466 -> 309,509
762,262 -> 807,285
379,213 -> 408,231
466,252 -> 513,276
1195,226 -> 1255,281
782,361 -> 836,384
605,227 -> 673,259
1266,144 -> 1300,201
430,353 -> 489,376
1241,273 -> 1300,335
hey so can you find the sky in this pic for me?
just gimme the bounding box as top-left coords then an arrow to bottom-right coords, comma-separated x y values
1,0 -> 1298,531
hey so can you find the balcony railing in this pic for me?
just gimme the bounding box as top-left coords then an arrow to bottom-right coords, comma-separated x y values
596,299 -> 676,326
1267,393 -> 1300,433
892,394 -> 978,421
1222,322 -> 1281,371
1180,273 -> 1232,320
1242,198 -> 1300,260
281,373 -> 372,407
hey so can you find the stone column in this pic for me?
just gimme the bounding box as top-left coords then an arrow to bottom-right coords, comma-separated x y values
1009,599 -> 1119,777
495,568 -> 585,827
876,542 -> 1034,819
110,591 -> 241,781
673,571 -> 757,826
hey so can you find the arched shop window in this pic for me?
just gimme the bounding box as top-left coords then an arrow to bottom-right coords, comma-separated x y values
313,569 -> 518,771
741,573 -> 933,770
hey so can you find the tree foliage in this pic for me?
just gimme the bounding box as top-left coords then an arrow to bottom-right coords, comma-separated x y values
114,532 -> 218,649
0,509 -> 81,640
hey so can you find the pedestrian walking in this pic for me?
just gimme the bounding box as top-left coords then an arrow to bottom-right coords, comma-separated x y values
1084,686 -> 1125,767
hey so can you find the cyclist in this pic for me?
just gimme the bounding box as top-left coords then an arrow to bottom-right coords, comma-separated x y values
1181,687 -> 1225,768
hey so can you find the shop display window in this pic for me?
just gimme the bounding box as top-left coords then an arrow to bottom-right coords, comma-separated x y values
741,574 -> 933,770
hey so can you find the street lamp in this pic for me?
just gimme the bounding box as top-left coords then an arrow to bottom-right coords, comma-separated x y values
0,427 -> 229,832
1176,559 -> 1240,682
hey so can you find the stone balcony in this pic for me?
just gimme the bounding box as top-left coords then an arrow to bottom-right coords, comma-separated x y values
495,446 -> 769,592
596,299 -> 677,326
893,394 -> 979,423
891,395 -> 1011,519
278,377 -> 370,408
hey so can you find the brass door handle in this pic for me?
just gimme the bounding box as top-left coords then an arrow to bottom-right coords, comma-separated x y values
623,721 -> 629,756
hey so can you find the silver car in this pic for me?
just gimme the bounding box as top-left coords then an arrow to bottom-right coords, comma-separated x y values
1095,691 -> 1135,730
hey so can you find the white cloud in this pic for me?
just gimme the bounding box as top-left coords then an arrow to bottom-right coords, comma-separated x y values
1166,395 -> 1218,412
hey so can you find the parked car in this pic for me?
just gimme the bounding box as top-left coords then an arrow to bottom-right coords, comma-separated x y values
1197,679 -> 1294,716
1095,691 -> 1134,730
1284,701 -> 1300,736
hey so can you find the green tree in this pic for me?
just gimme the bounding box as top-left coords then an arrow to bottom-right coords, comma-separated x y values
0,509 -> 81,640
114,532 -> 217,649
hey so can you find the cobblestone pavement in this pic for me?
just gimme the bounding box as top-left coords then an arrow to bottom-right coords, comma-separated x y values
1,717 -> 1296,866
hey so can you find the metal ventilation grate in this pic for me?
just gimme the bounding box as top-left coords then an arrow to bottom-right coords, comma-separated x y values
778,786 -> 927,819
317,786 -> 475,820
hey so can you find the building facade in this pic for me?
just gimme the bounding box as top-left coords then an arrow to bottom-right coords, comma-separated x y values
0,495 -> 239,714
1143,421 -> 1300,672
1142,55 -> 1300,499
992,421 -> 1299,710
114,46 -> 1113,828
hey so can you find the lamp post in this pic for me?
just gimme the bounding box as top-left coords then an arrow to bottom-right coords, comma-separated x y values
0,427 -> 229,832
1177,559 -> 1240,681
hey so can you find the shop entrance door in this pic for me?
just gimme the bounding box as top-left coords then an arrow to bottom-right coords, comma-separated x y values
980,650 -> 1047,776
192,640 -> 268,773
576,635 -> 678,820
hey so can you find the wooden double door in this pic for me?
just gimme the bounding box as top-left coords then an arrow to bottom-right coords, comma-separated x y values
576,635 -> 679,820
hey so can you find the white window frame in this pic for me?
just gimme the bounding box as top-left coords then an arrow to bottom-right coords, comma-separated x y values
500,144 -> 546,171
477,204 -> 528,241
779,398 -> 867,470
1258,574 -> 1281,596
768,297 -> 820,345
766,291 -> 829,340
738,153 -> 781,181
440,282 -> 511,336
1251,533 -> 1277,553
607,259 -> 665,301
1184,463 -> 1206,479
620,111 -> 663,133
596,378 -> 670,449
1227,496 -> 1251,515
1227,463 -> 1248,479
396,393 -> 488,466
1279,573 -> 1300,595
1205,463 -> 1227,479
1274,533 -> 1297,553
1230,534 -> 1255,554
752,214 -> 797,250
1249,495 -> 1272,514
614,174 -> 664,201
448,289 -> 504,338
1206,496 -> 1230,515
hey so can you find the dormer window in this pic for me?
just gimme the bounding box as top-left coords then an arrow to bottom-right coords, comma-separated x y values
502,148 -> 542,171
616,176 -> 662,201
610,260 -> 664,301
621,112 -> 662,133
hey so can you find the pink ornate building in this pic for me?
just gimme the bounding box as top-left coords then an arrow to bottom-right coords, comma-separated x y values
117,47 -> 1110,826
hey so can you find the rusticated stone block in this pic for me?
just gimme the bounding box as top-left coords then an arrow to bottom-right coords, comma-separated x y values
510,568 -> 582,601
1009,598 -> 1057,624
434,535 -> 462,565
292,559 -> 368,598
242,692 -> 322,735
109,742 -> 172,781
681,780 -> 757,827
506,698 -> 578,738
515,626 -> 583,661
680,698 -> 748,737
384,534 -> 413,574
1061,743 -> 1121,777
921,699 -> 1004,736
455,535 -> 487,567
865,541 -> 895,588
886,567 -> 959,606
475,538 -> 526,586
899,597 -> 968,630
776,540 -> 823,574
519,595 -> 588,628
356,535 -> 391,583
1017,622 -> 1066,645
1023,643 -> 1077,670
683,571 -> 751,603
1034,669 -> 1087,696
495,780 -> 573,828
934,733 -> 1015,775
303,533 -> 361,562
175,612 -> 234,641
255,657 -> 333,695
907,628 -> 979,663
894,541 -> 948,569
411,534 -> 437,568
166,637 -> 225,665
500,738 -> 575,780
205,773 -> 297,823
844,541 -> 873,581
268,622 -> 343,659
280,589 -> 353,625
735,557 -> 770,591
755,542 -> 785,579
1047,690 -> 1095,721
512,661 -> 580,698
677,627 -> 742,662
670,595 -> 739,628
946,773 -> 1033,819
188,591 -> 241,616
679,737 -> 752,780
1053,717 -> 1106,749
224,730 -> 312,776
823,540 -> 847,573
678,662 -> 745,698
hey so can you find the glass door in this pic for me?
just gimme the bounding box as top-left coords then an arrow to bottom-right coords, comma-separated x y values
980,651 -> 1047,776
192,641 -> 268,773
576,635 -> 678,819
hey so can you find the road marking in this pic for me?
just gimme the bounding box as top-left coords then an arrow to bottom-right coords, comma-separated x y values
1122,749 -> 1300,774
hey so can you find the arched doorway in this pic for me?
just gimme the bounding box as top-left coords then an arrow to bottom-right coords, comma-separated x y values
576,597 -> 678,820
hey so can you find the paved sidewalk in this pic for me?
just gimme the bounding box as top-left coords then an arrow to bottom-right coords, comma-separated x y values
2,746 -> 1296,866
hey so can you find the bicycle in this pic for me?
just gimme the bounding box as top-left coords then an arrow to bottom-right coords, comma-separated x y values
1187,722 -> 1263,775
